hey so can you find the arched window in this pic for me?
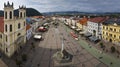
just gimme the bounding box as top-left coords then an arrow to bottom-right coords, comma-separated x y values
18,23 -> 21,29
5,24 -> 7,32
24,12 -> 25,17
10,25 -> 12,32
20,12 -> 22,18
17,33 -> 21,36
5,12 -> 7,19
9,11 -> 12,19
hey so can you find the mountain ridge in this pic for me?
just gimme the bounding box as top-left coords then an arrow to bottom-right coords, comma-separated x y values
0,8 -> 42,17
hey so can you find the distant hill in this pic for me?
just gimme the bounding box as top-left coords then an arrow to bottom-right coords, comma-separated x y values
0,8 -> 42,17
43,11 -> 120,16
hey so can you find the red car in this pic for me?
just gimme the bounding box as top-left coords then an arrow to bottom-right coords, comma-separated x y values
70,32 -> 79,40
38,27 -> 47,32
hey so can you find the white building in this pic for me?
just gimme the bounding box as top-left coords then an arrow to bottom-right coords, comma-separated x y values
87,17 -> 106,39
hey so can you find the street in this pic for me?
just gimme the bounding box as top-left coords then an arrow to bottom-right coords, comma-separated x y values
23,22 -> 107,67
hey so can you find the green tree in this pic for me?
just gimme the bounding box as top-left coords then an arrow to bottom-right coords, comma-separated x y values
16,59 -> 22,67
99,42 -> 104,48
21,54 -> 27,61
111,46 -> 116,53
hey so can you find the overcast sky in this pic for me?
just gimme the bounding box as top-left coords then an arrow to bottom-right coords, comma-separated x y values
0,0 -> 120,13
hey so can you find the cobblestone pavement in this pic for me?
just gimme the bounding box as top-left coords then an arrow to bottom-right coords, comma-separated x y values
0,21 -> 107,67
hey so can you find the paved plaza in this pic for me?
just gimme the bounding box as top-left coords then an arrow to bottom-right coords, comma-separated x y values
0,21 -> 108,67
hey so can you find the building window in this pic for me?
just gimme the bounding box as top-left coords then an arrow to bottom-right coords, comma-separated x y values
9,11 -> 12,19
5,24 -> 7,32
114,35 -> 116,38
17,33 -> 21,36
0,34 -> 2,38
6,48 -> 8,53
110,34 -> 112,37
110,28 -> 113,31
114,29 -> 116,32
18,23 -> 21,29
20,12 -> 22,18
106,32 -> 108,35
10,25 -> 12,32
5,12 -> 7,19
106,27 -> 108,30
103,31 -> 104,34
24,12 -> 25,17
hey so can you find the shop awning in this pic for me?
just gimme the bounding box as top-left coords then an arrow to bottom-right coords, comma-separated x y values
84,32 -> 92,37
89,36 -> 99,42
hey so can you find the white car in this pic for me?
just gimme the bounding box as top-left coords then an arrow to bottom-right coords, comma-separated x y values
34,34 -> 43,40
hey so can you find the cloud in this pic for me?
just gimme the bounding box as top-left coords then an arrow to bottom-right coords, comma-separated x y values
0,0 -> 120,12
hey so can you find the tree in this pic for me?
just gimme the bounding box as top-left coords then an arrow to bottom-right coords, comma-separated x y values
21,54 -> 27,61
16,59 -> 22,67
99,42 -> 104,48
111,46 -> 116,53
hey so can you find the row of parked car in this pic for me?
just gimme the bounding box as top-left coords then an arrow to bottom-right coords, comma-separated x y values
34,22 -> 50,41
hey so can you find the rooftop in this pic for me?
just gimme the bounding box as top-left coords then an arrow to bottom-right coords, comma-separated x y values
103,18 -> 120,25
88,17 -> 107,23
0,17 -> 4,33
26,24 -> 31,30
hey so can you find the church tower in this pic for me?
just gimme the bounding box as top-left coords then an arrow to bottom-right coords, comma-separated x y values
3,1 -> 26,57
4,1 -> 14,20
19,5 -> 26,18
4,1 -> 15,57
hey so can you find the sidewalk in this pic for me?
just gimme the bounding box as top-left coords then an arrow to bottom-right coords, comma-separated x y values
0,59 -> 8,67
63,23 -> 120,67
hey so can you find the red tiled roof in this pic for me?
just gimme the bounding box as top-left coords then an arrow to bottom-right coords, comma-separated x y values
26,24 -> 31,30
88,17 -> 107,23
79,17 -> 88,26
0,17 -> 4,33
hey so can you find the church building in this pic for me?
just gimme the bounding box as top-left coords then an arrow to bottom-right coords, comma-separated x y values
0,1 -> 26,57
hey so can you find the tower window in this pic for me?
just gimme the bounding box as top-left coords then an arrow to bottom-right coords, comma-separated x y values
24,12 -> 25,17
10,25 -> 12,32
5,12 -> 7,19
18,23 -> 21,29
5,24 -> 7,32
10,11 -> 12,19
6,48 -> 8,53
20,12 -> 22,18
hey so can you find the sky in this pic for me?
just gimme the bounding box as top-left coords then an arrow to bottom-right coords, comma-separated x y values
0,0 -> 120,13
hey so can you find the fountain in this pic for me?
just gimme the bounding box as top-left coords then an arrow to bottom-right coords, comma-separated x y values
53,38 -> 73,66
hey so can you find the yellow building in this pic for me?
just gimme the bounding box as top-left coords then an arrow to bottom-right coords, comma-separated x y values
0,2 -> 26,57
76,17 -> 88,32
102,20 -> 120,45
